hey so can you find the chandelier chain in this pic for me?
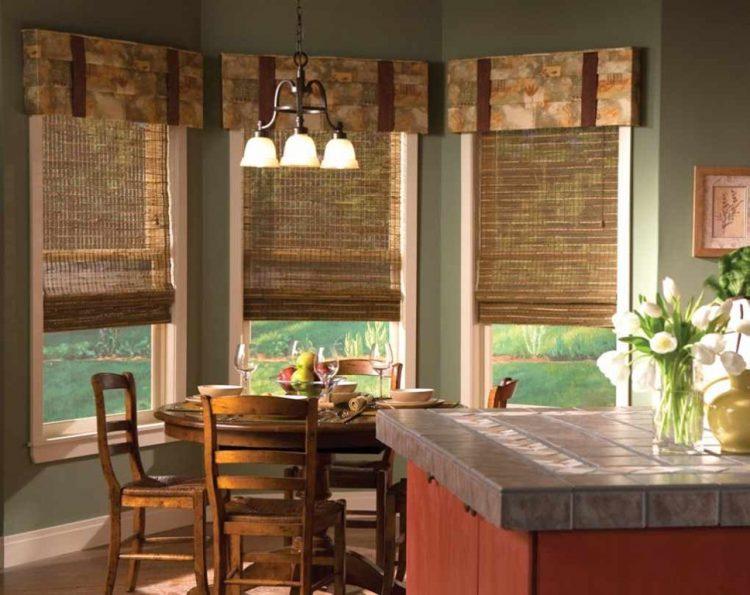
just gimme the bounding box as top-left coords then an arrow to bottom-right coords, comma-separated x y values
295,0 -> 304,56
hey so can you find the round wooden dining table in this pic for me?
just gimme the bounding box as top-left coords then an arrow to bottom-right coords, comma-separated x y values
155,403 -> 404,594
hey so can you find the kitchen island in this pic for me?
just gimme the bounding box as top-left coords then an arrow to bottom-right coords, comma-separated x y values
377,407 -> 750,595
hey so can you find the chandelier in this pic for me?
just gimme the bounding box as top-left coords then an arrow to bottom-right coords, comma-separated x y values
240,0 -> 358,169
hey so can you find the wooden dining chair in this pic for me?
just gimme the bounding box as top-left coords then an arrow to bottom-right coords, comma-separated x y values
202,394 -> 346,595
381,478 -> 407,595
91,372 -> 208,594
487,377 -> 518,408
327,358 -> 403,567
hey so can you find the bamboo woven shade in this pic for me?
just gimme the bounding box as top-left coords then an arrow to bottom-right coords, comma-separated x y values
42,115 -> 174,331
243,132 -> 402,321
476,127 -> 619,326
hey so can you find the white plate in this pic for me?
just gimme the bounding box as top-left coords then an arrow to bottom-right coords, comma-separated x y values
376,398 -> 444,409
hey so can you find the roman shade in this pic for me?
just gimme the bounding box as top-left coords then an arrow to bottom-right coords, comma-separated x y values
42,115 -> 174,331
23,29 -> 203,127
476,127 -> 619,327
222,53 -> 428,133
448,47 -> 639,133
243,131 -> 402,321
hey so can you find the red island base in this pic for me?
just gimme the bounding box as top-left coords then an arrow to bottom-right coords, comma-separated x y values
406,462 -> 750,595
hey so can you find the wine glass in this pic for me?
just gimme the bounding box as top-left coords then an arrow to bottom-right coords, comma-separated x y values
289,340 -> 302,366
370,342 -> 393,399
234,343 -> 258,394
315,346 -> 340,400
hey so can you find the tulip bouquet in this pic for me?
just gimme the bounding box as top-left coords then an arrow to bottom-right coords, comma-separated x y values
597,277 -> 745,450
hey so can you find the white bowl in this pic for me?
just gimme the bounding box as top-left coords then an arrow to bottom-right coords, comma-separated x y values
390,388 -> 433,403
333,381 -> 358,395
198,384 -> 243,398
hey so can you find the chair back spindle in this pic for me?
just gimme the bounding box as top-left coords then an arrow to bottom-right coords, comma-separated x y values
335,358 -> 403,390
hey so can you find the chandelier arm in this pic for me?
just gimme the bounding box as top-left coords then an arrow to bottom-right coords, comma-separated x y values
307,79 -> 339,131
258,79 -> 296,131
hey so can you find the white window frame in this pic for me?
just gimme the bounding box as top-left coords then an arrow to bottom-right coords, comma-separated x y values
459,127 -> 633,408
227,131 -> 418,388
29,117 -> 188,463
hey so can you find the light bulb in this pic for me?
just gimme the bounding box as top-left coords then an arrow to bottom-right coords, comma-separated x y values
280,132 -> 320,167
321,135 -> 359,169
240,133 -> 279,168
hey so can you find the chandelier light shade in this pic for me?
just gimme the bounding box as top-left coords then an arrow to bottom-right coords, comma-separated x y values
321,132 -> 359,169
241,0 -> 358,170
280,131 -> 320,167
240,132 -> 279,167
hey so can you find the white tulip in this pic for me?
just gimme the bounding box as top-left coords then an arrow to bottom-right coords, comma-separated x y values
663,277 -> 680,302
691,305 -> 713,330
612,311 -> 641,337
638,301 -> 662,318
720,351 -> 747,376
700,333 -> 726,354
649,331 -> 678,354
691,343 -> 716,365
596,350 -> 629,384
717,300 -> 733,317
632,358 -> 658,391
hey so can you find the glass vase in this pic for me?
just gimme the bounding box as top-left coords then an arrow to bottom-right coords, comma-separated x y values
653,361 -> 704,453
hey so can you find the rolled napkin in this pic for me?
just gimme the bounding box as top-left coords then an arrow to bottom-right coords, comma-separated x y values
348,394 -> 373,412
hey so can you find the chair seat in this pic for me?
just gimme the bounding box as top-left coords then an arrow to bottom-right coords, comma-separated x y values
122,475 -> 204,498
226,496 -> 343,530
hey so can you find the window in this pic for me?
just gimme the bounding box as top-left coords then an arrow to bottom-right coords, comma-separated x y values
30,115 -> 187,462
460,128 -> 631,407
228,131 -> 417,388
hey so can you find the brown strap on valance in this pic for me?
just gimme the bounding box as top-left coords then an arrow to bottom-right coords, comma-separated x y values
42,115 -> 174,331
222,53 -> 428,133
23,29 -> 203,128
69,35 -> 86,117
166,48 -> 180,126
448,47 -> 639,132
258,56 -> 276,125
243,131 -> 402,322
476,58 -> 491,132
377,60 -> 395,132
580,51 -> 599,127
476,127 -> 619,327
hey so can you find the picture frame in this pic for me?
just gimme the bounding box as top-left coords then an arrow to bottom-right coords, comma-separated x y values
693,166 -> 750,257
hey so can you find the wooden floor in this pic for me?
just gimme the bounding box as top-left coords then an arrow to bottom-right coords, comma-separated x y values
2,527 -> 376,594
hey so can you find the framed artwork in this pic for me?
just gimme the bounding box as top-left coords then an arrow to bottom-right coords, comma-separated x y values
693,166 -> 750,257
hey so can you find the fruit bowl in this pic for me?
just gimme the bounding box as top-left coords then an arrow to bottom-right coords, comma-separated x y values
277,380 -> 325,397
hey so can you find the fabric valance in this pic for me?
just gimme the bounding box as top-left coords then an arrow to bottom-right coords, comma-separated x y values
23,29 -> 203,128
448,47 -> 639,133
221,53 -> 428,134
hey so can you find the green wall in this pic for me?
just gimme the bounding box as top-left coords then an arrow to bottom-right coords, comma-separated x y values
4,0 -> 747,537
658,0 -> 750,297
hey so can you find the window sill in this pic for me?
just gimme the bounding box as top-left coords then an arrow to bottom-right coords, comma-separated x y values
30,422 -> 173,464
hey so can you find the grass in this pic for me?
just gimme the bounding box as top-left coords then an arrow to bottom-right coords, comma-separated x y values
492,324 -> 614,360
43,358 -> 151,422
493,360 -> 614,407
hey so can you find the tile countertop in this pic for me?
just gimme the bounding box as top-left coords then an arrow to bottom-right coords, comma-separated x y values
376,407 -> 750,531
